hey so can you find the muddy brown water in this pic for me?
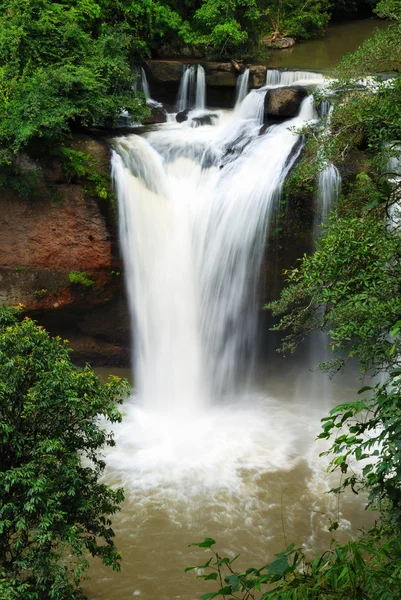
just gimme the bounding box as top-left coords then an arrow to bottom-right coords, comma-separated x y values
266,18 -> 388,71
86,361 -> 374,600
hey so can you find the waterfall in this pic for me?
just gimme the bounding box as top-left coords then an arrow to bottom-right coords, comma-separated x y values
195,64 -> 206,109
235,68 -> 250,106
266,69 -> 281,86
141,67 -> 151,99
280,70 -> 324,85
297,103 -> 341,405
235,89 -> 265,125
315,105 -> 341,233
112,95 -> 317,407
176,65 -> 196,111
265,70 -> 325,88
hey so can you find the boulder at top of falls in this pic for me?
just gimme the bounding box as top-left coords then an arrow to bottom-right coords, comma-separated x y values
265,37 -> 295,49
264,86 -> 308,119
143,104 -> 168,125
176,109 -> 190,123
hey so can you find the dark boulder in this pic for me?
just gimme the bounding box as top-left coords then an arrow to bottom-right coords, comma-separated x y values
264,86 -> 308,119
176,109 -> 190,123
143,104 -> 168,125
190,114 -> 218,127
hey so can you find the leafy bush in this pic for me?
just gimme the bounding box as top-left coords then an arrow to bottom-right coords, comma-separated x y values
0,307 -> 130,599
187,536 -> 401,599
0,0 -> 149,155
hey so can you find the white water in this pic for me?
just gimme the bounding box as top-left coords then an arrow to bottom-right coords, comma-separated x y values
235,68 -> 250,106
195,64 -> 206,109
176,65 -> 195,111
316,105 -> 341,232
266,69 -> 281,86
87,73 -> 371,600
141,67 -> 151,100
266,69 -> 325,87
110,93 -> 319,494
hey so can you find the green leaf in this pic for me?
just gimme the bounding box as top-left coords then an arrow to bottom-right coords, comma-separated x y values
189,538 -> 216,548
185,558 -> 212,572
198,572 -> 218,581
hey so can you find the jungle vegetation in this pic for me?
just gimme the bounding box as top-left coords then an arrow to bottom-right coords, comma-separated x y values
0,307 -> 130,599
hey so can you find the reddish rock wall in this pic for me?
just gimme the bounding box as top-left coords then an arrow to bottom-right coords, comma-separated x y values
0,135 -> 131,365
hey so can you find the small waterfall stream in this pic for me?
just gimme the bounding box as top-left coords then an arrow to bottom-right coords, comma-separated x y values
195,64 -> 206,109
176,64 -> 207,111
141,66 -> 151,99
316,104 -> 341,232
235,67 -> 250,106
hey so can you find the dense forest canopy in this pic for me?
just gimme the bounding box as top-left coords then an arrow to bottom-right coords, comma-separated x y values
0,0 -> 387,158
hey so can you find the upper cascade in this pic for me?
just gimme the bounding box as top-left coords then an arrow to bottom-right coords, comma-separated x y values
235,68 -> 250,107
266,69 -> 325,87
176,64 -> 207,112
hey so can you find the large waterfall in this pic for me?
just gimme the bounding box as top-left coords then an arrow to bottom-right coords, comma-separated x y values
109,84 -> 322,492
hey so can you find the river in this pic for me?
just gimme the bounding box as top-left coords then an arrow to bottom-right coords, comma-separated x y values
266,18 -> 388,71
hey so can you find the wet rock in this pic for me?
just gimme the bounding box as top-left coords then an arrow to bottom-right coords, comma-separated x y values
249,65 -> 267,88
190,114 -> 218,127
264,86 -> 308,119
143,104 -> 168,124
145,60 -> 184,83
265,37 -> 296,49
176,109 -> 190,123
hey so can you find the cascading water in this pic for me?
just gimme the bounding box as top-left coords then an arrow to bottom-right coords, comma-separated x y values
266,69 -> 281,86
141,67 -> 151,99
176,65 -> 197,111
315,105 -> 341,232
235,67 -> 250,106
297,103 -> 341,405
195,64 -> 206,109
110,91 -> 320,492
177,64 -> 207,111
265,69 -> 325,87
87,71 -> 370,600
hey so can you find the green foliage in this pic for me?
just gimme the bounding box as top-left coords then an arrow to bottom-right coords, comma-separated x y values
34,288 -> 49,298
188,537 -> 401,599
261,0 -> 332,40
267,208 -> 401,374
336,0 -> 401,75
0,307 -> 130,599
69,271 -> 95,287
319,376 -> 401,522
0,0 -> 149,154
181,0 -> 262,57
61,147 -> 111,201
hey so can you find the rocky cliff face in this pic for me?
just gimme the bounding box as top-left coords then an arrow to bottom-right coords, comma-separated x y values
144,60 -> 268,107
0,135 -> 131,366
